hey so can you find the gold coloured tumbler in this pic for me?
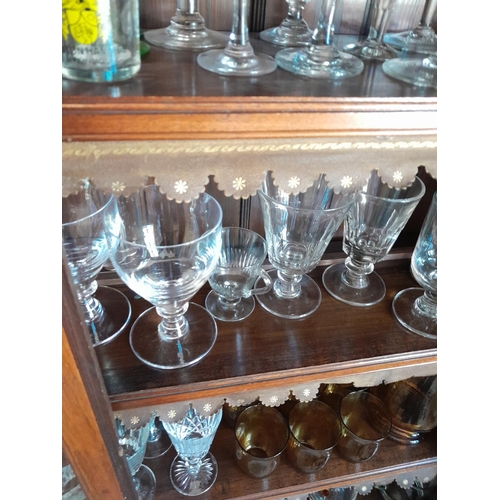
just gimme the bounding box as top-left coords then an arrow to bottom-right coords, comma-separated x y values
337,391 -> 392,462
234,405 -> 289,479
286,400 -> 342,474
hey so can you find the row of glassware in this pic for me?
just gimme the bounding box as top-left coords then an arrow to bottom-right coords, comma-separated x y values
62,0 -> 437,88
118,377 -> 437,498
61,170 -> 437,369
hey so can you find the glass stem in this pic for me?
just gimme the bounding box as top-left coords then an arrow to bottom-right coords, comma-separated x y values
77,280 -> 104,325
171,0 -> 206,30
282,0 -> 308,28
149,423 -> 161,443
368,0 -> 397,42
217,295 -> 241,310
225,0 -> 254,57
307,0 -> 341,61
274,270 -> 302,299
341,256 -> 374,289
420,0 -> 437,28
413,290 -> 437,319
156,303 -> 189,340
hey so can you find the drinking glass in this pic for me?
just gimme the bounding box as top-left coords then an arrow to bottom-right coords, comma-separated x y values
234,404 -> 289,479
163,404 -> 223,496
144,0 -> 228,51
256,172 -> 354,319
392,192 -> 437,339
62,180 -> 131,347
344,0 -> 399,61
322,172 -> 426,307
286,400 -> 342,474
103,185 -> 222,370
259,0 -> 313,47
115,416 -> 156,500
275,0 -> 364,79
336,391 -> 392,462
197,0 -> 277,76
144,415 -> 172,460
205,227 -> 272,322
382,53 -> 437,89
384,0 -> 437,55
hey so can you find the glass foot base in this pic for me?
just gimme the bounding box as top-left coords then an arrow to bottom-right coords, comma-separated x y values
259,25 -> 312,47
275,47 -> 364,79
144,27 -> 227,51
91,286 -> 132,347
322,263 -> 386,307
384,30 -> 437,55
144,420 -> 172,459
255,269 -> 321,319
392,287 -> 437,339
170,452 -> 218,496
129,303 -> 218,369
205,290 -> 255,322
382,57 -> 437,89
197,48 -> 277,76
134,464 -> 156,500
343,40 -> 398,61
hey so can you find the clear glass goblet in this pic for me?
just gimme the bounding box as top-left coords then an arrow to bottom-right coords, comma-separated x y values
144,0 -> 228,51
115,415 -> 156,500
256,172 -> 354,319
259,0 -> 313,47
144,414 -> 172,460
275,0 -> 364,79
322,171 -> 426,307
197,0 -> 277,76
343,0 -> 399,61
205,227 -> 272,322
392,192 -> 437,339
103,185 -> 222,370
163,404 -> 223,496
62,180 -> 131,347
384,0 -> 437,55
382,53 -> 437,89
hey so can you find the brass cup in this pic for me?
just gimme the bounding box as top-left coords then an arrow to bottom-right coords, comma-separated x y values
337,391 -> 392,462
286,400 -> 342,474
234,405 -> 289,479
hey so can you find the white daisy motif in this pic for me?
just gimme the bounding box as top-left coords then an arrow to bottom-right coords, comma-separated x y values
361,486 -> 368,492
270,395 -> 278,404
303,388 -> 311,397
402,479 -> 409,486
341,175 -> 353,189
393,171 -> 403,183
236,399 -> 245,405
203,403 -> 212,413
111,181 -> 126,193
288,176 -> 300,189
174,180 -> 188,194
233,177 -> 246,191
130,415 -> 140,425
167,409 -> 177,419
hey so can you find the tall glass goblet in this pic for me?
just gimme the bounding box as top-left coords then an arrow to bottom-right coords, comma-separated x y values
115,415 -> 156,500
104,185 -> 222,370
392,192 -> 437,339
197,0 -> 277,76
163,404 -> 223,496
275,0 -> 364,79
256,172 -> 354,319
259,0 -> 313,47
144,0 -> 227,51
144,414 -> 172,460
343,0 -> 399,61
322,172 -> 426,307
62,180 -> 131,347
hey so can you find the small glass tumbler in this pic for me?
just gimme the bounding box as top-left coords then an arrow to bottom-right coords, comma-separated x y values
205,227 -> 272,322
62,0 -> 141,82
234,405 -> 289,479
336,391 -> 391,462
286,400 -> 342,474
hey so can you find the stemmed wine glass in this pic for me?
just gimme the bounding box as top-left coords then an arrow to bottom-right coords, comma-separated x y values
392,192 -> 437,339
255,172 -> 354,319
197,0 -> 277,76
144,414 -> 172,460
275,0 -> 364,79
144,1 -> 227,51
384,0 -> 437,55
103,185 -> 222,370
62,180 -> 131,347
115,415 -> 156,500
322,171 -> 426,307
163,404 -> 223,496
343,0 -> 398,61
259,0 -> 313,47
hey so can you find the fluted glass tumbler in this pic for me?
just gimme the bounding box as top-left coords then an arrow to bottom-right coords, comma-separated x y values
104,186 -> 222,370
163,405 -> 223,496
322,172 -> 425,307
205,227 -> 272,322
62,181 -> 132,346
393,192 -> 437,339
256,172 -> 354,319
